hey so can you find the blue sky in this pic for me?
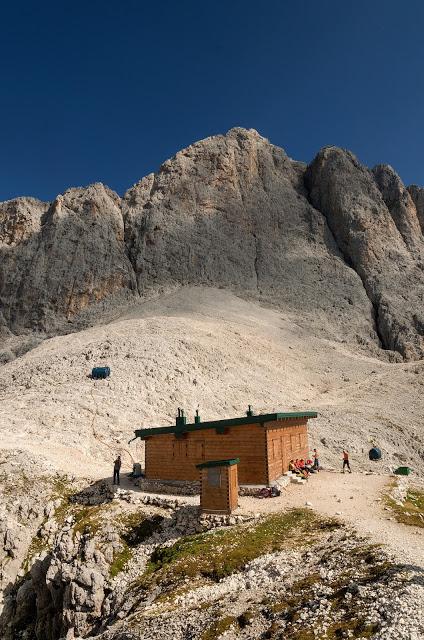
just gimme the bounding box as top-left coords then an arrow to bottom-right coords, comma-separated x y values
1,0 -> 423,202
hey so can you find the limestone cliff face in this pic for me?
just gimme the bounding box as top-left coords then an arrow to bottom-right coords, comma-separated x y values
408,184 -> 424,235
305,148 -> 424,359
0,197 -> 48,246
0,184 -> 136,332
1,128 -> 423,359
372,164 -> 423,256
123,128 -> 374,348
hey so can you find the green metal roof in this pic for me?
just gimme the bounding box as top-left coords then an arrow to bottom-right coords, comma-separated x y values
134,411 -> 317,440
196,458 -> 240,469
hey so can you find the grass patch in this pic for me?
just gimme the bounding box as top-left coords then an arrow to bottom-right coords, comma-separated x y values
117,512 -> 164,547
237,609 -> 255,628
50,475 -> 75,500
385,487 -> 424,528
109,512 -> 163,579
200,615 -> 237,640
22,533 -> 50,572
110,542 -> 133,578
72,505 -> 106,537
326,620 -> 380,639
137,510 -> 338,592
48,476 -> 80,528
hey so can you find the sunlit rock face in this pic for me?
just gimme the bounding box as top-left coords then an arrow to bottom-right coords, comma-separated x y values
1,128 -> 424,359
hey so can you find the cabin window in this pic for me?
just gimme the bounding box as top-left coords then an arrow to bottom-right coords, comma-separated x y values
207,468 -> 221,487
172,441 -> 188,458
190,441 -> 205,459
196,442 -> 205,459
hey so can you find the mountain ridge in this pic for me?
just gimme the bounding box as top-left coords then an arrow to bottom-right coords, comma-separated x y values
1,127 -> 424,360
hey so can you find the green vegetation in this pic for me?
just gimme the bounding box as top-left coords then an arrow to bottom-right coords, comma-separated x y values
21,471 -> 164,578
263,544 -> 392,640
237,609 -> 255,628
50,475 -> 75,500
72,505 -> 106,537
110,542 -> 133,578
109,512 -> 164,579
22,475 -> 78,570
385,485 -> 424,528
46,475 -> 79,528
22,534 -> 50,572
200,615 -> 237,640
137,510 -> 338,592
117,512 -> 163,546
22,502 -> 110,570
325,620 -> 380,639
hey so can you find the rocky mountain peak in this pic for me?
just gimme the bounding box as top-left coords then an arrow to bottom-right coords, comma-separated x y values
0,197 -> 49,246
408,183 -> 424,234
1,130 -> 424,360
372,163 -> 423,254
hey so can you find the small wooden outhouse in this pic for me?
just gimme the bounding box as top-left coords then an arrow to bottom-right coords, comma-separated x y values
196,458 -> 239,514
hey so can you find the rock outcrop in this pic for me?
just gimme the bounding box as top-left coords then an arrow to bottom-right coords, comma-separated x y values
1,128 -> 424,359
0,184 -> 136,333
123,128 -> 376,350
408,184 -> 424,234
4,494 -> 422,640
305,148 -> 424,359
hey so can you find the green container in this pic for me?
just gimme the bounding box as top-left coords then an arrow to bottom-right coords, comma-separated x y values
394,466 -> 412,476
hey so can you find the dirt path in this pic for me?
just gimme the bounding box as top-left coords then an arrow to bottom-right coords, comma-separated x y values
238,472 -> 424,568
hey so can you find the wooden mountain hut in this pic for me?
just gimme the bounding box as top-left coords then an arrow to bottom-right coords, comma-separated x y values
133,407 -> 317,485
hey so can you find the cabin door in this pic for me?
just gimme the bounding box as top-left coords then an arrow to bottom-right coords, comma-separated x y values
229,466 -> 239,510
281,434 -> 289,473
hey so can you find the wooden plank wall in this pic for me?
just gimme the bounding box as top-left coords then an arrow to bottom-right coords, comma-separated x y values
265,419 -> 309,482
228,465 -> 239,511
199,465 -> 239,514
145,423 -> 267,484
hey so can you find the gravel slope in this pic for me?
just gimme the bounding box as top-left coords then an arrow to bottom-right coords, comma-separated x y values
0,287 -> 423,478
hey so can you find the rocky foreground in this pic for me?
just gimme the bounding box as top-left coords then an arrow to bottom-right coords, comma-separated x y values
1,465 -> 423,640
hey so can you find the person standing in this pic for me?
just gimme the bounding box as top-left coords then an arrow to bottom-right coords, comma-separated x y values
342,450 -> 352,474
113,455 -> 122,485
312,448 -> 319,471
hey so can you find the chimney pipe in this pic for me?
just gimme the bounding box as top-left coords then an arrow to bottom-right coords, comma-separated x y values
176,407 -> 187,428
195,409 -> 201,424
246,405 -> 253,417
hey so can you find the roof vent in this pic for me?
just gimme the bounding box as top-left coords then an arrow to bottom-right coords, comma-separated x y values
176,407 -> 187,428
194,409 -> 201,424
246,405 -> 254,417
